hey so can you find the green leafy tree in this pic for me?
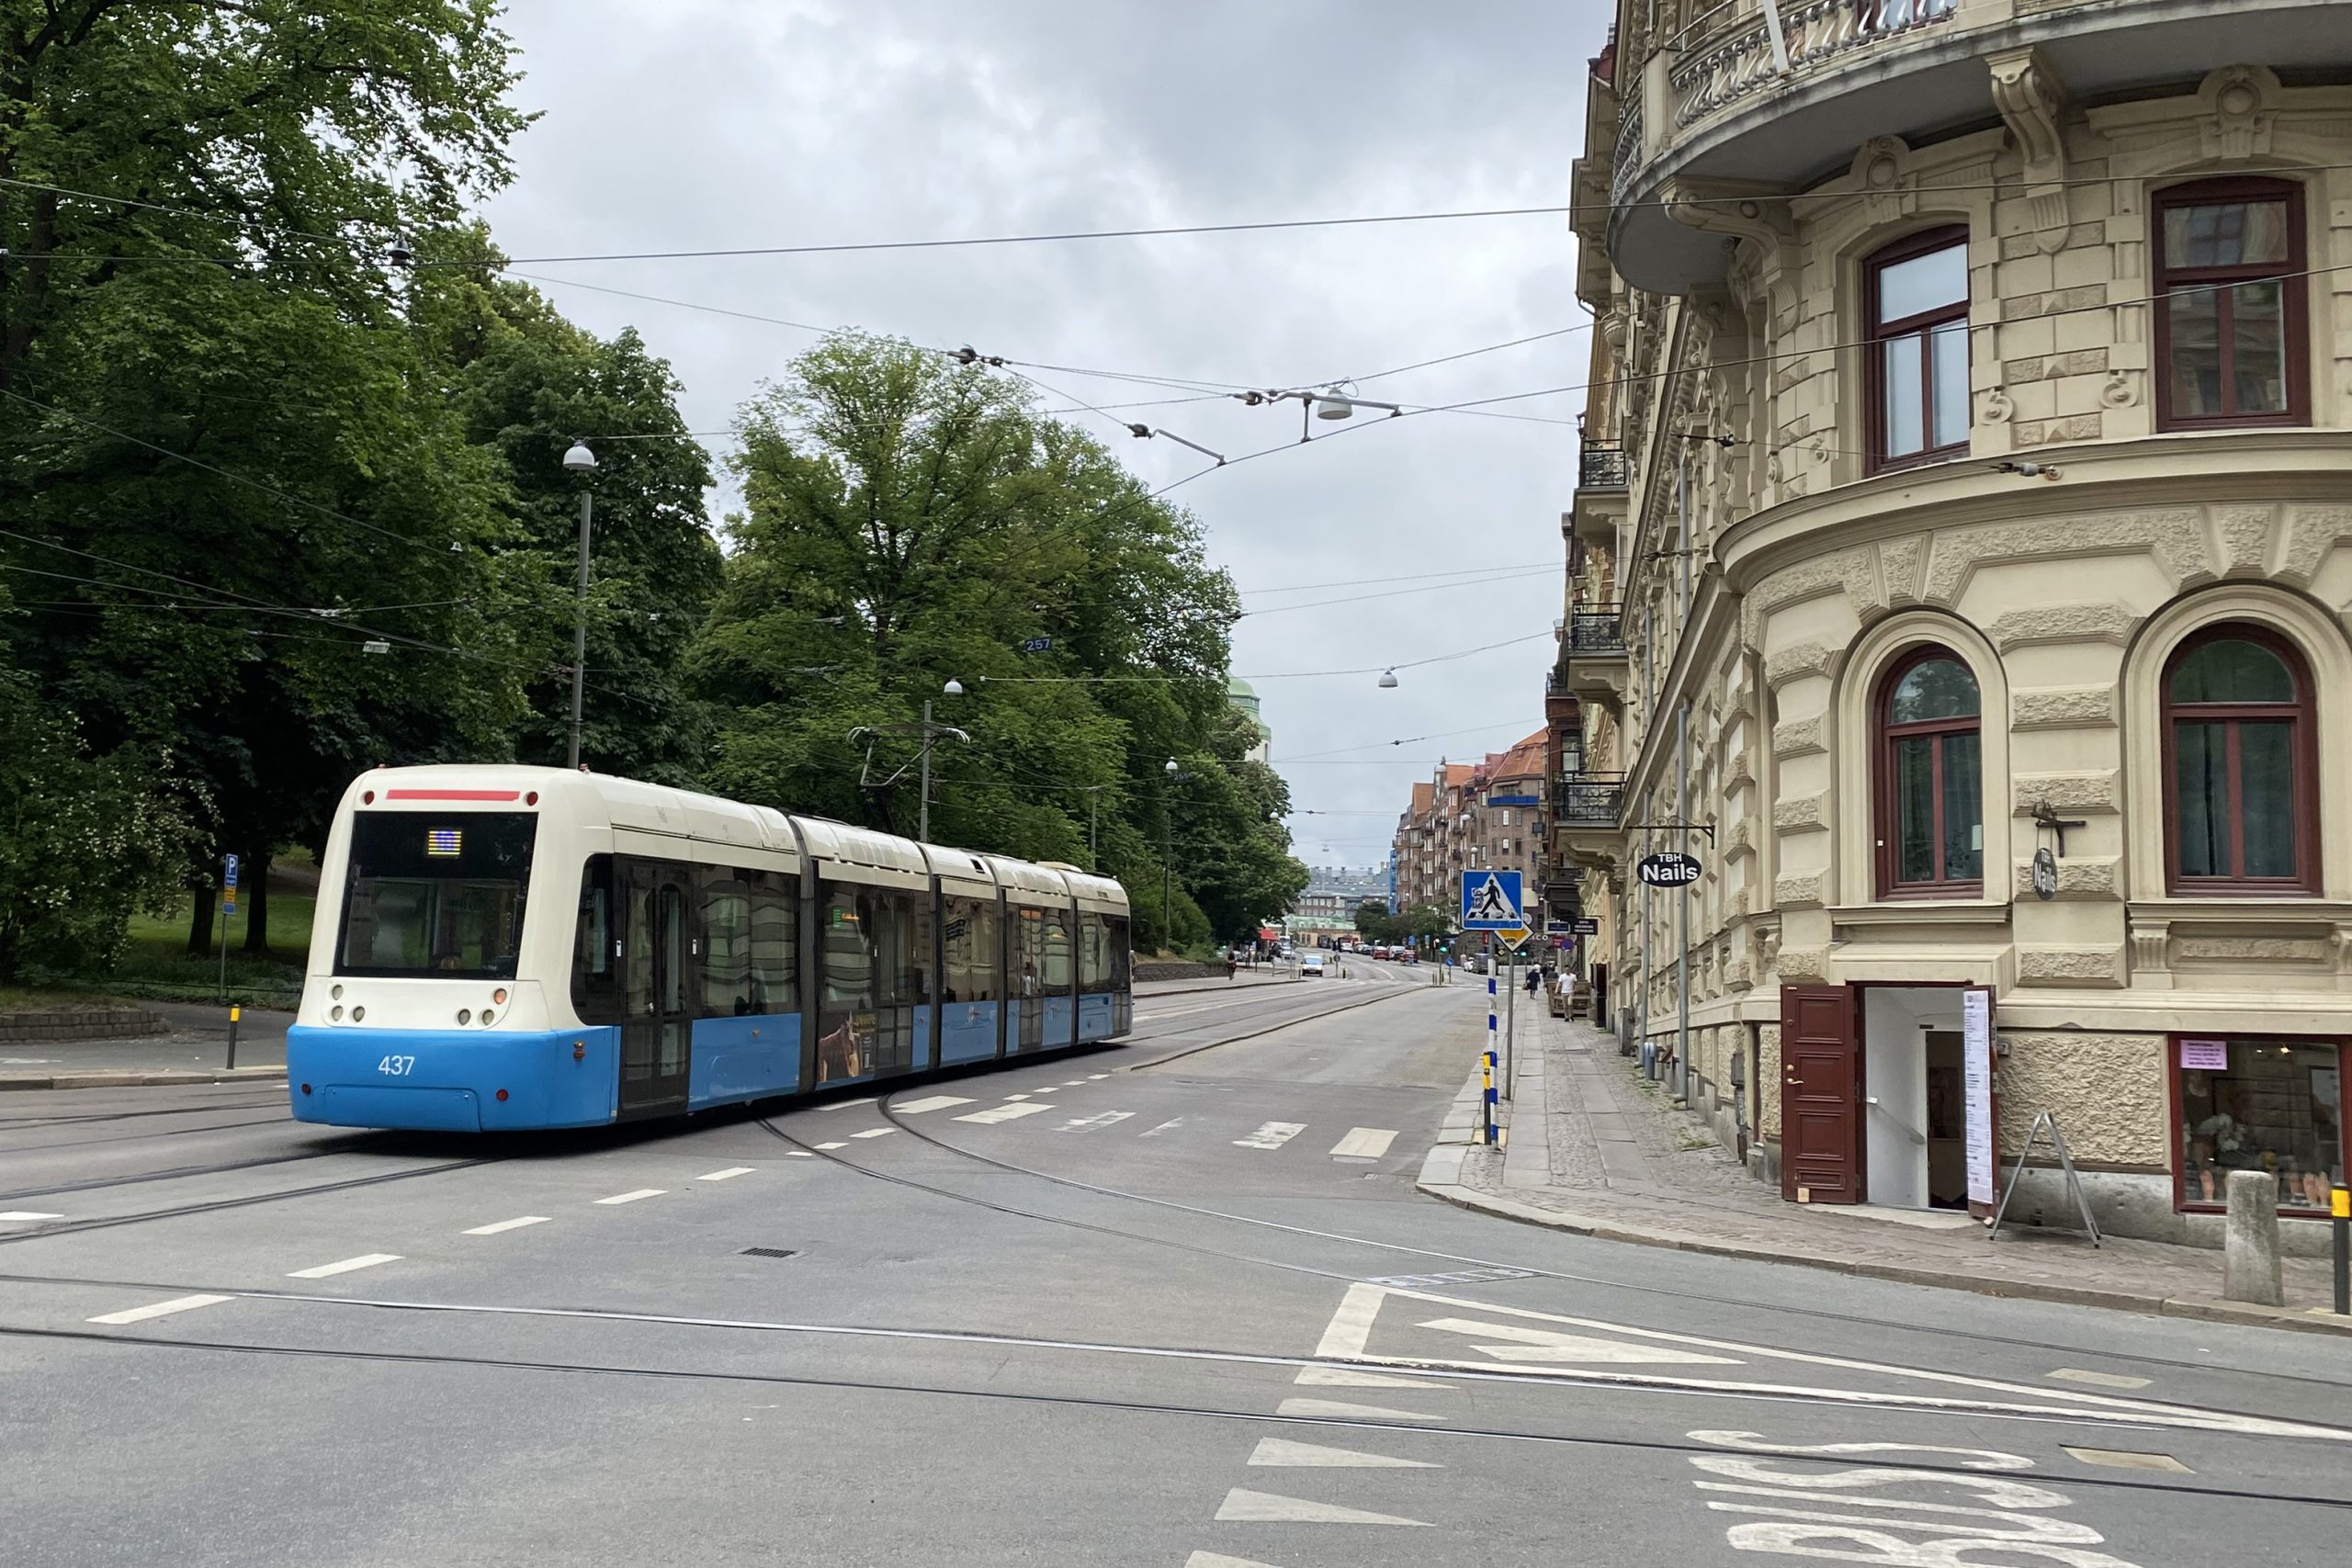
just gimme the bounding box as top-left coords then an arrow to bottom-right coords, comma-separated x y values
695,334 -> 1299,941
0,657 -> 195,982
409,236 -> 722,784
0,2 -> 534,956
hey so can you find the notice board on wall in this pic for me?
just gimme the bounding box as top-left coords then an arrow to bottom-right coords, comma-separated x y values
1962,987 -> 1996,1207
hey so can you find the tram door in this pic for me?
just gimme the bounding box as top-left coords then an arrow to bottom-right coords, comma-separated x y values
1012,904 -> 1046,1052
620,862 -> 693,1115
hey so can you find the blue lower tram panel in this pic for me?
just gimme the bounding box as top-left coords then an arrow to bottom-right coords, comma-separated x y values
288,1025 -> 626,1132
291,997 -> 1129,1131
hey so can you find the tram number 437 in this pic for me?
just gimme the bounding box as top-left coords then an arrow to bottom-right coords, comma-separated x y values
376,1055 -> 418,1077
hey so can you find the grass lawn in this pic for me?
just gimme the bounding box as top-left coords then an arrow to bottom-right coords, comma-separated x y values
91,892 -> 316,1008
0,985 -> 145,1011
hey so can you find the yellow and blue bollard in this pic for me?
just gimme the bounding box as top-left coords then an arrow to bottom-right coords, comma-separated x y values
2333,1184 -> 2348,1317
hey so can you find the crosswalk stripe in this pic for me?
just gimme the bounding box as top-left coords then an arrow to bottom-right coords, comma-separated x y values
696,1168 -> 755,1181
1214,1488 -> 1430,1526
1329,1127 -> 1397,1159
1235,1121 -> 1306,1150
955,1101 -> 1054,1124
896,1095 -> 976,1114
1274,1397 -> 1444,1422
1247,1437 -> 1438,1469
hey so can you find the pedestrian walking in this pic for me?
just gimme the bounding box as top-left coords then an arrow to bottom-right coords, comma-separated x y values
1524,965 -> 1541,999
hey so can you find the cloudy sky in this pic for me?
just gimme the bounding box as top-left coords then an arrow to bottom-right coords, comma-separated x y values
483,0 -> 1606,868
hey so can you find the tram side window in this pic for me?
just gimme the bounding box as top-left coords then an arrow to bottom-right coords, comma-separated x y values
943,896 -> 999,1002
1079,912 -> 1111,991
572,855 -> 621,1022
907,892 -> 935,1005
821,882 -> 876,1010
1013,906 -> 1046,997
1042,907 -> 1075,992
701,873 -> 752,1017
749,872 -> 797,1014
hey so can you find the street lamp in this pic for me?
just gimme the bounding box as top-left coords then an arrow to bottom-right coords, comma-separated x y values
943,677 -> 965,696
560,440 -> 597,770
1161,759 -> 1184,946
1378,669 -> 1399,688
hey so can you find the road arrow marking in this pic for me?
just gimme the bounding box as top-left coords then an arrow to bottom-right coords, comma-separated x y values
1214,1489 -> 1430,1526
1057,1111 -> 1136,1134
1248,1438 -> 1437,1469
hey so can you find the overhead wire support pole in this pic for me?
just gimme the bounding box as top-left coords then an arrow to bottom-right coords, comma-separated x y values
1675,449 -> 1692,1106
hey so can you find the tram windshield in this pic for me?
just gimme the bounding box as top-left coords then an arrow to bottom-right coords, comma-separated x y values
336,812 -> 537,978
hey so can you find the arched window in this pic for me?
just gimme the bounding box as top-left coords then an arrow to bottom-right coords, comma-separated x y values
1876,649 -> 1983,896
2163,626 -> 2317,892
1865,227 -> 1970,472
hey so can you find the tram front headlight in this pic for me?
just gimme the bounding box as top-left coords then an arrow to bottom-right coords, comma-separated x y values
457,1009 -> 471,1025
481,1010 -> 495,1026
351,1006 -> 366,1023
330,1006 -> 344,1022
492,987 -> 508,1006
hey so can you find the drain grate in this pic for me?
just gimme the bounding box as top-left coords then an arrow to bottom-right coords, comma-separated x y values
739,1247 -> 798,1258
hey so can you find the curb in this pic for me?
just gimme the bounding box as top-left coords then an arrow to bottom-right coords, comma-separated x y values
1412,1175 -> 2352,1338
0,1067 -> 288,1092
1135,977 -> 1301,999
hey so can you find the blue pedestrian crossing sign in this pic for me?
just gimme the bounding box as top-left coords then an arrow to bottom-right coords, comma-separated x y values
1459,869 -> 1524,931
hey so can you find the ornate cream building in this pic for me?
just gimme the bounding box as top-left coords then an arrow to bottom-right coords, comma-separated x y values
1555,0 -> 2352,1247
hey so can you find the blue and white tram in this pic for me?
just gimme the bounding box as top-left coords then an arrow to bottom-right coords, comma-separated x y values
286,765 -> 1134,1132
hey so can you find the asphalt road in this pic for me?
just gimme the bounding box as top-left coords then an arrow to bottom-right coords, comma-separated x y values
4,957 -> 2348,1566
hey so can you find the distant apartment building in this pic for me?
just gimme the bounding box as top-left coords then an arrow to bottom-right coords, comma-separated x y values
1389,731 -> 1549,923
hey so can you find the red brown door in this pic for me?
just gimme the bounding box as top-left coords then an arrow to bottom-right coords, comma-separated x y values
1781,984 -> 1863,1203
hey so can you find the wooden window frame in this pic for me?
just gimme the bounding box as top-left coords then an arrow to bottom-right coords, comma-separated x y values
1864,226 -> 1972,475
1872,646 -> 1984,899
2166,1033 -> 2349,1217
2160,623 -> 2320,895
2153,176 -> 2310,432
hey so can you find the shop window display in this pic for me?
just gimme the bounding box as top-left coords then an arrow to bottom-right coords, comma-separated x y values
2177,1037 -> 2346,1212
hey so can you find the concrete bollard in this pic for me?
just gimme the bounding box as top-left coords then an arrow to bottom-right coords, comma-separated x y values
2223,1168 -> 2284,1307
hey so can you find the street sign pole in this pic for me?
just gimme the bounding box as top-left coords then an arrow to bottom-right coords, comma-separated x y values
217,852 -> 240,1003
1503,940 -> 1517,1102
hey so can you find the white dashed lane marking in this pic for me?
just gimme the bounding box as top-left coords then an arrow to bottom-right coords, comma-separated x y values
956,1102 -> 1054,1124
895,1095 -> 976,1114
784,1150 -> 817,1158
87,1293 -> 233,1326
696,1168 -> 755,1181
593,1190 -> 666,1205
849,1128 -> 896,1140
462,1216 -> 549,1235
813,1142 -> 847,1150
287,1254 -> 401,1280
1329,1127 -> 1397,1159
0,1211 -> 63,1222
1234,1121 -> 1306,1150
1139,1118 -> 1184,1137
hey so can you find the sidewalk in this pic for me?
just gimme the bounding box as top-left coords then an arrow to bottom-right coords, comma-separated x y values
1420,1001 -> 2352,1338
0,1004 -> 293,1089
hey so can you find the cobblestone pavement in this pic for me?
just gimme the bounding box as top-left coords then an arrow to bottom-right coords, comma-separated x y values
1448,1001 -> 2349,1326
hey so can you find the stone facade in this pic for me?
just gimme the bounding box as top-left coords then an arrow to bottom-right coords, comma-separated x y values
1555,1 -> 2352,1243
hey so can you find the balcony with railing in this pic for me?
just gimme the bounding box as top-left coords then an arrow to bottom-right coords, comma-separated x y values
1551,772 -> 1628,870
1578,442 -> 1629,491
1608,0 -> 2349,293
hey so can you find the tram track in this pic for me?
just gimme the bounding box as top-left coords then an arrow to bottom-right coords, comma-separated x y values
828,1019 -> 2352,1400
0,1113 -> 295,1156
0,1095 -> 288,1131
6,1313 -> 2351,1498
0,1156 -> 494,1246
